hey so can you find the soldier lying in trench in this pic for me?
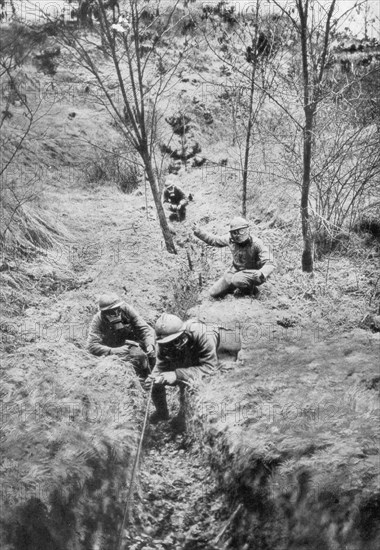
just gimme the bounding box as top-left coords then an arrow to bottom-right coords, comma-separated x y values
144,313 -> 220,425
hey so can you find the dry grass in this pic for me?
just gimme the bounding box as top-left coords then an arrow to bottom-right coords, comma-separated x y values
0,344 -> 144,549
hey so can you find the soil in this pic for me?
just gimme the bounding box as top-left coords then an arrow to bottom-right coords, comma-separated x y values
1,16 -> 380,550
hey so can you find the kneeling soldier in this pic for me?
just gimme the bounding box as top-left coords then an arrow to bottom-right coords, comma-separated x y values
162,176 -> 189,222
193,216 -> 275,298
86,292 -> 156,376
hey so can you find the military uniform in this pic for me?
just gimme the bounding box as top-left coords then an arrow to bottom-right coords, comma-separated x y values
86,303 -> 155,374
162,185 -> 189,221
193,227 -> 275,297
151,319 -> 219,417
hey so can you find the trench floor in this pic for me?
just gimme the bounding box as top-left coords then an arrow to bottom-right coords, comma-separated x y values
122,391 -> 231,550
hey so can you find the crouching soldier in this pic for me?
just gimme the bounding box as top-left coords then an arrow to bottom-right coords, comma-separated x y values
162,176 -> 189,222
144,313 -> 219,424
193,216 -> 275,298
86,292 -> 156,377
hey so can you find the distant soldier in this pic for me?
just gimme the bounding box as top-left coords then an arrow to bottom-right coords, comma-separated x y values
145,313 -> 219,424
193,216 -> 275,298
87,293 -> 156,375
162,176 -> 189,221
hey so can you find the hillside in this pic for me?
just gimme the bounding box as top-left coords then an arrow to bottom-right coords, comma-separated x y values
1,3 -> 380,550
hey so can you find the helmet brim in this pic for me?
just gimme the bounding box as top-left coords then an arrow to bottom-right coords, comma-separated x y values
100,300 -> 123,311
230,225 -> 249,232
156,330 -> 185,344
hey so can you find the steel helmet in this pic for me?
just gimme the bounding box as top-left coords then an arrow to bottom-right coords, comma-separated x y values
229,216 -> 249,231
98,292 -> 123,311
164,175 -> 176,188
155,313 -> 186,344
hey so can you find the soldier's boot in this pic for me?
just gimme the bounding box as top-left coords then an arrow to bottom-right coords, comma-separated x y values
209,274 -> 234,299
170,385 -> 187,432
150,385 -> 170,424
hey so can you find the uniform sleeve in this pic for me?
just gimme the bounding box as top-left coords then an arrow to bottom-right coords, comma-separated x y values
86,314 -> 111,356
194,227 -> 230,248
255,238 -> 275,279
162,189 -> 169,203
177,187 -> 188,207
125,305 -> 155,351
175,329 -> 218,383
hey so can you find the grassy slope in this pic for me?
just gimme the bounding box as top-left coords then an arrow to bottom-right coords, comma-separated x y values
190,298 -> 379,549
1,15 -> 379,550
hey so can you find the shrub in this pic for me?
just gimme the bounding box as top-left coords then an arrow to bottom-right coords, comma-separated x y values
84,148 -> 141,193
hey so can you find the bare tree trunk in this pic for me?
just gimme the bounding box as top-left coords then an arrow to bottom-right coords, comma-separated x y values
241,2 -> 260,218
301,106 -> 314,272
242,70 -> 255,217
298,0 -> 314,272
142,152 -> 176,254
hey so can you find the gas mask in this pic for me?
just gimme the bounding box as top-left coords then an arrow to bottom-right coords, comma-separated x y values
102,307 -> 124,331
230,227 -> 250,244
160,333 -> 189,358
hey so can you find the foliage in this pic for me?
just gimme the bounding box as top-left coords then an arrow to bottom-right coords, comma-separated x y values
84,145 -> 141,193
0,21 -> 67,274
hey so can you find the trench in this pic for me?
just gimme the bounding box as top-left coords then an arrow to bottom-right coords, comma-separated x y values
118,387 -> 233,550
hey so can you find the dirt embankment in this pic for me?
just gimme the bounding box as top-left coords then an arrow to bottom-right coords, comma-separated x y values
2,173 -> 379,549
1,20 -> 379,550
188,300 -> 380,550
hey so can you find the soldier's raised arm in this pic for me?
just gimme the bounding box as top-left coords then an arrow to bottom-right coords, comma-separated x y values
192,223 -> 229,248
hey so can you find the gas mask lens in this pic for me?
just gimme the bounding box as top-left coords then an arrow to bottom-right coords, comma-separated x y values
172,333 -> 189,350
161,333 -> 189,355
103,307 -> 123,329
231,228 -> 247,236
230,227 -> 249,242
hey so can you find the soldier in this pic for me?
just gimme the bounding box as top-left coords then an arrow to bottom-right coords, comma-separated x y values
145,313 -> 219,424
192,216 -> 275,298
86,292 -> 156,376
162,176 -> 189,221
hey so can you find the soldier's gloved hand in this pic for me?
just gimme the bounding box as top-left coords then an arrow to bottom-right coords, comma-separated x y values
249,270 -> 265,284
124,340 -> 140,347
109,345 -> 131,357
169,205 -> 178,212
145,344 -> 154,355
143,375 -> 156,390
158,371 -> 177,385
146,344 -> 156,368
